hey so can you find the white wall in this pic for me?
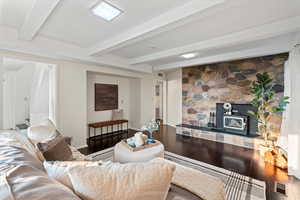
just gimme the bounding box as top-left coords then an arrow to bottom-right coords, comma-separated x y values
87,72 -> 130,124
129,78 -> 141,129
59,63 -> 154,147
15,64 -> 35,124
49,65 -> 59,127
163,80 -> 167,124
0,50 -> 156,148
166,68 -> 182,127
0,56 -> 3,129
58,62 -> 87,147
140,75 -> 155,127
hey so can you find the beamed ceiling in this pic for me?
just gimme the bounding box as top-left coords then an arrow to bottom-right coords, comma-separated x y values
0,0 -> 300,72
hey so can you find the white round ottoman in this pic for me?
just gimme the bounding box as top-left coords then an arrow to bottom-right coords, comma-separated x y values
114,140 -> 164,163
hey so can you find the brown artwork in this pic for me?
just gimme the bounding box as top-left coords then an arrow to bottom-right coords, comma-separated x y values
95,83 -> 118,111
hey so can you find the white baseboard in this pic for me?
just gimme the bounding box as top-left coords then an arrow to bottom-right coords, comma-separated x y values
76,144 -> 88,149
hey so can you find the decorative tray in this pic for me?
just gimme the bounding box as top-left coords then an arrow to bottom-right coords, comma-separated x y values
121,139 -> 161,152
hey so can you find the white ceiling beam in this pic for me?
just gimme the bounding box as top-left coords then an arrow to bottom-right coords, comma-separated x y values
0,26 -> 152,73
131,15 -> 300,65
154,43 -> 291,71
88,0 -> 225,56
19,0 -> 61,40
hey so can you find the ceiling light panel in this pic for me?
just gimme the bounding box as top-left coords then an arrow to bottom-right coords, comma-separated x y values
180,53 -> 198,59
92,1 -> 122,21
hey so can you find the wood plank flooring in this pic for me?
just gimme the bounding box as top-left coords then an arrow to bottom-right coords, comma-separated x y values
79,125 -> 300,200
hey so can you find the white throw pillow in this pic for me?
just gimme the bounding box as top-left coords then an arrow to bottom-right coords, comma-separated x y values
27,125 -> 57,143
43,161 -> 102,190
68,162 -> 175,200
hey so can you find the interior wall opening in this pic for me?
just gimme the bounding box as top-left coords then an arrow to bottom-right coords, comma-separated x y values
1,57 -> 57,130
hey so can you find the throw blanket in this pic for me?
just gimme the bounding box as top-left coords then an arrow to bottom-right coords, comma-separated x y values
152,158 -> 225,200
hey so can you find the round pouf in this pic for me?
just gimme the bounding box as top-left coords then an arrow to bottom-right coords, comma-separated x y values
114,140 -> 164,163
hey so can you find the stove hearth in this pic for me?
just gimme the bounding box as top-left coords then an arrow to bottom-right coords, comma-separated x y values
216,103 -> 257,136
223,114 -> 248,136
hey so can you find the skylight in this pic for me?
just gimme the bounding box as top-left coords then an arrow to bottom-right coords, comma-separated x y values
92,1 -> 122,21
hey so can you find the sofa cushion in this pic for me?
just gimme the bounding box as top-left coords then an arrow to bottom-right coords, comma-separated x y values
0,145 -> 44,173
0,165 -> 81,200
0,171 -> 15,200
0,143 -> 81,200
0,130 -> 43,162
43,161 -> 101,189
68,161 -> 175,200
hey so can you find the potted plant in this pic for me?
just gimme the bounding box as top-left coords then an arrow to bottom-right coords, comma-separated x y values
248,72 -> 289,156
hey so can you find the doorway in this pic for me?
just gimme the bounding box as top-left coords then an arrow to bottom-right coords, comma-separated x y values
155,80 -> 164,125
1,57 -> 57,130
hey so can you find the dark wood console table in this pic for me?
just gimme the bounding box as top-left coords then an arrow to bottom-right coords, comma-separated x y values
87,120 -> 128,148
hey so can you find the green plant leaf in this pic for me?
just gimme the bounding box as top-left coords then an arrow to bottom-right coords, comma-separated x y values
271,106 -> 279,113
258,125 -> 266,132
264,112 -> 270,119
249,72 -> 291,136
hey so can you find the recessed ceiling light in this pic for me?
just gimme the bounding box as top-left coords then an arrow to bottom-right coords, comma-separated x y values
180,53 -> 198,59
91,1 -> 122,21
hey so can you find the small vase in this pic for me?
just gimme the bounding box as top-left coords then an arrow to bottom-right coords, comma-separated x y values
147,131 -> 155,144
134,132 -> 145,147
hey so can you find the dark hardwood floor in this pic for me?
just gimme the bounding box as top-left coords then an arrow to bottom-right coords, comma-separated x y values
79,125 -> 299,200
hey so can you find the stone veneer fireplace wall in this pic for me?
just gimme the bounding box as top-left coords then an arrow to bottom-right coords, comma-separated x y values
182,53 -> 288,138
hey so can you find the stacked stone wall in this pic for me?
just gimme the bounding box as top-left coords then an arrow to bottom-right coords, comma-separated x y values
182,53 -> 288,136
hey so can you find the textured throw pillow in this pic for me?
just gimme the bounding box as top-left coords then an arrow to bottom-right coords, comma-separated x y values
37,132 -> 73,161
43,161 -> 102,189
68,162 -> 175,200
1,165 -> 81,200
111,109 -> 124,120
